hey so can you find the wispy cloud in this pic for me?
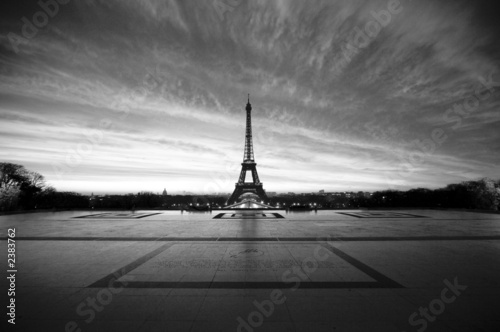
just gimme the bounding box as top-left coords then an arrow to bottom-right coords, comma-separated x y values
1,0 -> 499,193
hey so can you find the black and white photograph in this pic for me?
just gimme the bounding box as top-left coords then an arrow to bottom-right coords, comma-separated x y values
1,0 -> 500,331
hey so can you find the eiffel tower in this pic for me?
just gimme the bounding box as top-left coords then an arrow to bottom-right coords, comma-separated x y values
227,95 -> 269,205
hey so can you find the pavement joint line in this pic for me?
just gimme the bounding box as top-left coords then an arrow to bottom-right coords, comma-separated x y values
86,242 -> 175,288
74,212 -> 163,219
102,281 -> 389,289
321,243 -> 405,289
82,239 -> 405,290
212,212 -> 285,219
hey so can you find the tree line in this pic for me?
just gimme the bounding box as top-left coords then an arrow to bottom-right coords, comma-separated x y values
1,162 -> 499,212
0,162 -> 87,211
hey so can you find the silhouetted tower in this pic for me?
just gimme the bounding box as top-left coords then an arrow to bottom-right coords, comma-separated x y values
227,95 -> 268,205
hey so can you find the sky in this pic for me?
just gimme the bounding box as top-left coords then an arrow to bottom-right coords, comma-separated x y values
1,0 -> 500,195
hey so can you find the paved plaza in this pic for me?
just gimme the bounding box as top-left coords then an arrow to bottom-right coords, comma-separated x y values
1,209 -> 500,331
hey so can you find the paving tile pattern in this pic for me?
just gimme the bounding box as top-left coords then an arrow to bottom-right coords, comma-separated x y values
1,209 -> 499,331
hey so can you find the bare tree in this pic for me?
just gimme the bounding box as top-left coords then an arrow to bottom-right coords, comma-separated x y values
0,163 -> 27,190
25,171 -> 46,190
0,163 -> 48,210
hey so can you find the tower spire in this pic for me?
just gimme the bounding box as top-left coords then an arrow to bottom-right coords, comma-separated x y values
244,94 -> 254,161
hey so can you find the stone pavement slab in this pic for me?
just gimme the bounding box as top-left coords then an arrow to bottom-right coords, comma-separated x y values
1,209 -> 499,331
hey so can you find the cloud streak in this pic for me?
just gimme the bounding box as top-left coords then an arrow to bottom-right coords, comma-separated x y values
1,0 -> 499,194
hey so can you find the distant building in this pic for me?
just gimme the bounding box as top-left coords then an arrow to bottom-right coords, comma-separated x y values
267,192 -> 277,197
162,188 -> 167,196
319,190 -> 325,194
